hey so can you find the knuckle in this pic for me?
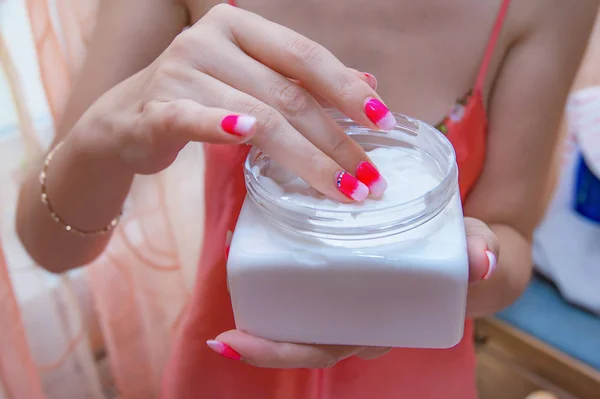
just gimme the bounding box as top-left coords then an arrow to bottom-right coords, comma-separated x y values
246,104 -> 282,140
204,3 -> 236,22
329,134 -> 354,158
156,101 -> 184,133
153,60 -> 181,84
147,58 -> 186,95
141,100 -> 187,140
269,80 -> 312,117
168,31 -> 191,55
288,37 -> 323,65
307,148 -> 321,170
171,26 -> 213,57
169,30 -> 214,62
249,103 -> 279,124
334,74 -> 360,102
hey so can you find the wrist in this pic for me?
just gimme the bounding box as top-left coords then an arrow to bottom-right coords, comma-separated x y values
68,108 -> 134,175
43,119 -> 135,233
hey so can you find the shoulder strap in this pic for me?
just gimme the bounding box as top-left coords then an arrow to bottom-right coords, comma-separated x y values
475,0 -> 511,91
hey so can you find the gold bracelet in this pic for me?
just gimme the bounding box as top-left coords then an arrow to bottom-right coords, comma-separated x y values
40,141 -> 122,236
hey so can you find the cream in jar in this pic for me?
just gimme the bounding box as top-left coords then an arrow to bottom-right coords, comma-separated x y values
227,112 -> 469,349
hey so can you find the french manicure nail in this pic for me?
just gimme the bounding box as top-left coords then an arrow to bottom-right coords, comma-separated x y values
482,250 -> 497,280
221,115 -> 256,136
364,98 -> 396,131
336,170 -> 369,201
363,73 -> 378,90
355,161 -> 387,198
206,340 -> 241,361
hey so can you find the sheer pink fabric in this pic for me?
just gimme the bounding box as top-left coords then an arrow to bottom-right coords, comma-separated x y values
0,248 -> 45,399
87,158 -> 205,398
1,0 -> 204,398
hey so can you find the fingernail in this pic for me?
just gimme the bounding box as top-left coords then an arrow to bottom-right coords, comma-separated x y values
221,115 -> 256,136
355,161 -> 387,198
336,170 -> 369,201
206,340 -> 241,361
482,250 -> 497,280
364,98 -> 396,131
363,73 -> 378,90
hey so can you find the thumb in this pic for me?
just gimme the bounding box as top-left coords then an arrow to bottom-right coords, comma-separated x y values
207,329 -> 364,369
464,217 -> 499,284
140,99 -> 257,145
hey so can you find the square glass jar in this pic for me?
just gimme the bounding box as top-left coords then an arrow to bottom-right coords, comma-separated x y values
227,112 -> 468,349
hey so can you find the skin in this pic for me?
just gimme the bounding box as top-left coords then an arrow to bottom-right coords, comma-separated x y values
16,0 -> 598,368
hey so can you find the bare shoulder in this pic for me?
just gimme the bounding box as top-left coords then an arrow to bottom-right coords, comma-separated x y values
510,0 -> 599,42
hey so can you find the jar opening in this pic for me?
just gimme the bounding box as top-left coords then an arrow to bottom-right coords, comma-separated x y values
244,111 -> 458,240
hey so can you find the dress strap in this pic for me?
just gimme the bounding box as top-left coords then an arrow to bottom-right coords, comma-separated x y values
474,0 -> 511,91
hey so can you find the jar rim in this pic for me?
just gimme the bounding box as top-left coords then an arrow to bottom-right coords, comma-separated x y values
244,111 -> 459,240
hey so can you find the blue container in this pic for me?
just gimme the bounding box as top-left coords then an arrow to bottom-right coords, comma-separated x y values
574,154 -> 600,223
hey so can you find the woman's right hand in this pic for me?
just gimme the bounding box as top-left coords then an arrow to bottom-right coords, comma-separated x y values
80,3 -> 392,201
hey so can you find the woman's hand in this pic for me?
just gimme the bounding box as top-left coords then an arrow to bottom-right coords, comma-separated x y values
207,217 -> 500,368
79,3 -> 392,202
464,217 -> 499,286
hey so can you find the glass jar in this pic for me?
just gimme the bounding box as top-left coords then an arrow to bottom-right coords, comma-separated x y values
227,111 -> 468,349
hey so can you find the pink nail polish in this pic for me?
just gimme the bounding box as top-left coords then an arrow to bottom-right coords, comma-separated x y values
482,250 -> 497,280
363,73 -> 378,90
336,171 -> 369,201
355,161 -> 388,198
221,115 -> 257,136
364,98 -> 396,131
206,340 -> 241,360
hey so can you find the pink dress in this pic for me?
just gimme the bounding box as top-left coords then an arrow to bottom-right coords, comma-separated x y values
161,1 -> 510,397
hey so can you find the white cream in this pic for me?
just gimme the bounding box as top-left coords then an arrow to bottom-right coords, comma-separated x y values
227,118 -> 469,349
257,147 -> 441,211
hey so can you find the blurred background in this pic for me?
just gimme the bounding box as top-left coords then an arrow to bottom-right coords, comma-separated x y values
0,1 -> 599,398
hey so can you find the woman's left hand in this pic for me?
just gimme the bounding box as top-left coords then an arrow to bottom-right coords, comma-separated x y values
208,217 -> 499,368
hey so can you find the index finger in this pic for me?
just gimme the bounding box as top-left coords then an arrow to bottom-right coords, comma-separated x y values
208,330 -> 364,369
204,4 -> 397,131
